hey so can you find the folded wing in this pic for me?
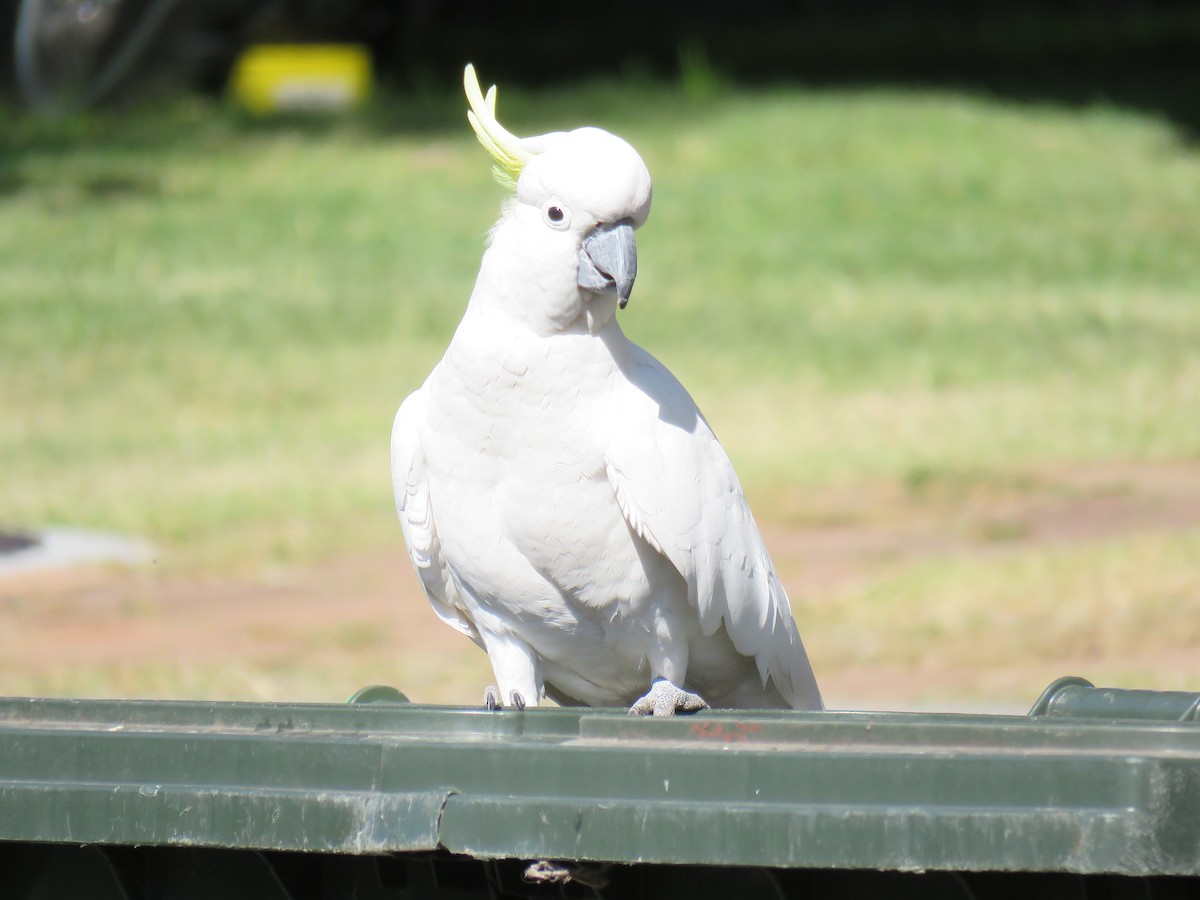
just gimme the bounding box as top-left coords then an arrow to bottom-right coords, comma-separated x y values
602,346 -> 822,710
391,389 -> 481,645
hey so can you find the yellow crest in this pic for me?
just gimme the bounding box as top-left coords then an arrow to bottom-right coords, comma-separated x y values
463,64 -> 533,187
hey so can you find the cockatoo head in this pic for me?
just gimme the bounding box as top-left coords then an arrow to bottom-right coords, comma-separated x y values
464,65 -> 652,333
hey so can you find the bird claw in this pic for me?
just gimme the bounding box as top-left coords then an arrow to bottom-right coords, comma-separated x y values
628,679 -> 710,716
484,685 -> 526,711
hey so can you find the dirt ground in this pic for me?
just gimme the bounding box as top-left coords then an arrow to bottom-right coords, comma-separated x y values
2,461 -> 1199,712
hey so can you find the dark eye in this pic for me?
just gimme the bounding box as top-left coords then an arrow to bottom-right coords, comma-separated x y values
542,200 -> 571,229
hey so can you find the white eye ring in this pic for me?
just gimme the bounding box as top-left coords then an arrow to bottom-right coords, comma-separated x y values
542,200 -> 570,230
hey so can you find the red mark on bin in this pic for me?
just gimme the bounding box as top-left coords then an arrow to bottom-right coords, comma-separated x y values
691,721 -> 762,743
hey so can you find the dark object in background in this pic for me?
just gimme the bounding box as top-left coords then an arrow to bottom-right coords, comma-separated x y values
4,0 -> 406,112
0,530 -> 37,556
8,0 -> 273,112
13,0 -> 176,111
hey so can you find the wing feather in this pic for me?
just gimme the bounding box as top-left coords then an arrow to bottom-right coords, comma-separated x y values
391,389 -> 480,643
603,347 -> 822,709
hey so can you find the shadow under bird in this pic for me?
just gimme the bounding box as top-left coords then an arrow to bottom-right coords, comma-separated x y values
391,65 -> 822,715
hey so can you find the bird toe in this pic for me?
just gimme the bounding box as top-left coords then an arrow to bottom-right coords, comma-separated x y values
628,679 -> 710,717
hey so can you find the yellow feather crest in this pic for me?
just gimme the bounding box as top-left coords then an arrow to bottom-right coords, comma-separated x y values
464,64 -> 532,187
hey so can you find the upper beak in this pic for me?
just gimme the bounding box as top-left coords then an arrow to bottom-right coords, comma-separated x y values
577,219 -> 637,309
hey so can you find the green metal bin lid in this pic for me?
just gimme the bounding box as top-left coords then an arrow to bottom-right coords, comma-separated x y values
0,677 -> 1196,877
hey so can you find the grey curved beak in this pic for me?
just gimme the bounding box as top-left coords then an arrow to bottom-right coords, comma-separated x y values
578,219 -> 637,309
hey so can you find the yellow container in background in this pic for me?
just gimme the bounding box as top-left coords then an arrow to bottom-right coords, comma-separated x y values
229,44 -> 372,114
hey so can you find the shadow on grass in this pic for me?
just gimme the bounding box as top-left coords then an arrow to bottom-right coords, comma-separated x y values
399,4 -> 1200,144
1,5 -> 1199,171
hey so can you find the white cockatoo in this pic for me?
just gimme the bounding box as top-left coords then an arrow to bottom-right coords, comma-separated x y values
391,65 -> 823,715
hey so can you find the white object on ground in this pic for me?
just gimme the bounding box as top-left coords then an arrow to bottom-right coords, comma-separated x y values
0,527 -> 154,576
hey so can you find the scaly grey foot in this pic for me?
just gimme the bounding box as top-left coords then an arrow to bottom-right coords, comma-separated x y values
628,678 -> 710,716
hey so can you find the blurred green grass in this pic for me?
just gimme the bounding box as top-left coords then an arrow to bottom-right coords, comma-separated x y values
2,80 -> 1199,575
